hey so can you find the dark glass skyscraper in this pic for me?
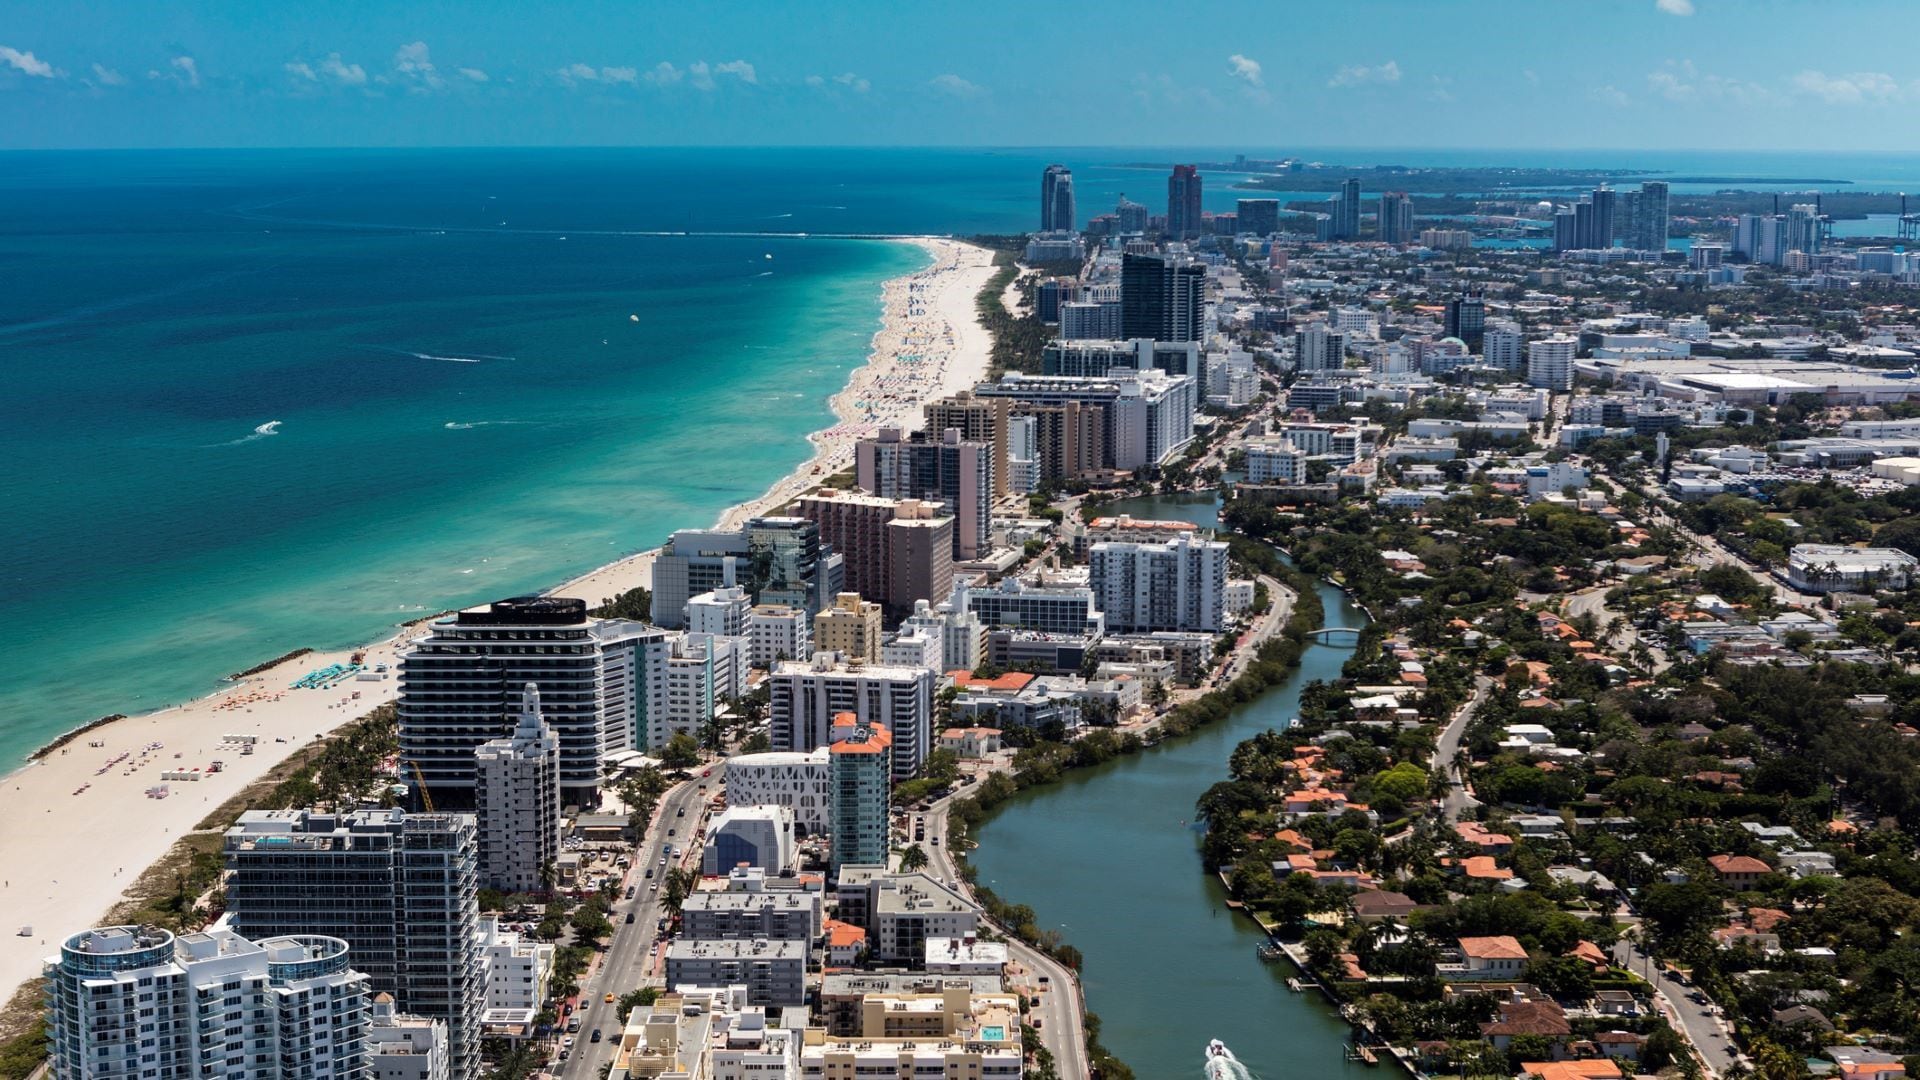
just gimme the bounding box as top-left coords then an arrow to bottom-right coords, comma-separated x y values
1444,295 -> 1486,348
1042,164 -> 1075,232
1121,252 -> 1205,343
1167,165 -> 1203,240
1377,192 -> 1413,243
1334,177 -> 1362,240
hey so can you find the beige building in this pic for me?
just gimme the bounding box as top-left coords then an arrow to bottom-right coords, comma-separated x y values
801,986 -> 1023,1078
814,593 -> 884,662
923,391 -> 1010,498
796,493 -> 954,619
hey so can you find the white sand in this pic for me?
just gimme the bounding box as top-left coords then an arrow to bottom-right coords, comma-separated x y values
0,237 -> 998,997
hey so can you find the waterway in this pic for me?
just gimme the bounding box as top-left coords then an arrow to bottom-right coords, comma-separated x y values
969,492 -> 1374,1079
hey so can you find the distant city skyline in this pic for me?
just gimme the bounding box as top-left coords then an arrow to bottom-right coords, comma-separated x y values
4,0 -> 1920,150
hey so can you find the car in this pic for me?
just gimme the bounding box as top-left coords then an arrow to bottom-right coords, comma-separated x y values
591,1029 -> 603,1044
650,883 -> 659,892
667,828 -> 676,837
701,769 -> 711,778
676,808 -> 685,817
930,837 -> 940,845
625,912 -> 635,924
625,885 -> 636,899
645,868 -> 654,879
566,1017 -> 580,1032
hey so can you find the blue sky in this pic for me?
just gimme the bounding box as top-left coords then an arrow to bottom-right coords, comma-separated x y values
3,0 -> 1920,150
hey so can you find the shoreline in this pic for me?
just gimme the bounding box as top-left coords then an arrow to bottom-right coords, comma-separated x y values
0,235 -> 998,1000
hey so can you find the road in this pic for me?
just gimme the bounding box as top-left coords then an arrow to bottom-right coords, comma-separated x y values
554,777 -> 713,1077
1613,936 -> 1739,1078
1435,676 -> 1491,823
919,797 -> 1089,1080
1212,575 -> 1296,686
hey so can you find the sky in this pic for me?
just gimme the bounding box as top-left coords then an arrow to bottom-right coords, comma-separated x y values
3,0 -> 1920,151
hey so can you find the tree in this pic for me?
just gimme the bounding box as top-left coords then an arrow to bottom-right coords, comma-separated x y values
740,731 -> 771,754
659,734 -> 702,769
899,844 -> 929,872
662,867 -> 696,914
616,987 -> 662,1023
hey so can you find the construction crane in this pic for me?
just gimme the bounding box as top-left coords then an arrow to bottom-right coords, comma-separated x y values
409,761 -> 434,812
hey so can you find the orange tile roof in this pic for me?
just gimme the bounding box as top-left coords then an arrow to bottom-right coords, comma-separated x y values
945,670 -> 1037,692
1459,935 -> 1528,960
1570,940 -> 1609,967
1709,854 -> 1770,875
824,919 -> 867,948
1523,1062 -> 1624,1080
1461,856 -> 1514,880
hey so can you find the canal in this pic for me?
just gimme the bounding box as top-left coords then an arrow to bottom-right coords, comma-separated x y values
969,492 -> 1373,1078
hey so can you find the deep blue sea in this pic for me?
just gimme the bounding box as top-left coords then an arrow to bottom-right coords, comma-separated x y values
6,146 -> 1920,763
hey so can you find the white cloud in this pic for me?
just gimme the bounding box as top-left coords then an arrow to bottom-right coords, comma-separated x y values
1646,60 -> 1770,105
929,73 -> 983,98
644,61 -> 682,86
170,55 -> 199,87
1793,69 -> 1902,105
1647,70 -> 1693,101
1328,60 -> 1400,87
1227,53 -> 1262,87
284,61 -> 316,81
1429,75 -> 1455,102
1656,0 -> 1695,14
90,62 -> 126,86
458,67 -> 488,83
601,66 -> 638,84
393,41 -> 444,91
714,59 -> 756,85
320,52 -> 367,85
0,45 -> 56,78
688,61 -> 714,91
1591,84 -> 1630,107
808,72 -> 869,93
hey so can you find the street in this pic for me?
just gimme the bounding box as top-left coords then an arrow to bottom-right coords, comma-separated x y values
919,796 -> 1090,1080
1613,936 -> 1739,1078
1435,676 -> 1490,823
553,777 -> 712,1077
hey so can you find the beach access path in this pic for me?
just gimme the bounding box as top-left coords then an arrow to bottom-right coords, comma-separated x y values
0,237 -> 997,1004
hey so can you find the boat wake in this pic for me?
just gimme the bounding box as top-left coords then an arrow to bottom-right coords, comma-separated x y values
363,345 -> 514,364
1204,1040 -> 1255,1080
217,420 -> 282,446
444,420 -> 536,431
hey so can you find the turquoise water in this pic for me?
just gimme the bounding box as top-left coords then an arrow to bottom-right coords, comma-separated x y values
7,146 -> 1917,766
969,492 -> 1371,1079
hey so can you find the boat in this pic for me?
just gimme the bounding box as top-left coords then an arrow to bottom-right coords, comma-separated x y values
1207,1041 -> 1230,1059
1256,944 -> 1286,962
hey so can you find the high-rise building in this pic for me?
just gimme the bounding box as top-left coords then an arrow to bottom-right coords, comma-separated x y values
1005,414 -> 1041,495
1245,438 -> 1309,484
829,713 -> 894,874
975,370 -> 1197,472
1294,323 -> 1348,372
744,604 -> 810,669
1483,322 -> 1525,372
1552,207 -> 1579,252
223,809 -> 481,1080
814,592 -> 886,662
1444,295 -> 1486,348
1329,177 -> 1362,240
795,494 -> 954,620
398,597 -> 662,806
1040,165 -> 1075,233
1236,199 -> 1280,236
1166,165 -> 1203,240
1009,400 -> 1105,485
1635,181 -> 1669,251
652,517 -> 842,629
1089,534 -> 1230,633
725,746 -> 832,834
768,656 -> 933,779
1787,203 -> 1822,255
1058,298 -> 1122,340
1377,192 -> 1414,243
855,427 -> 994,561
966,576 -> 1101,636
45,926 -> 371,1080
473,683 -> 561,894
1042,338 -> 1201,383
1115,195 -> 1149,234
1527,335 -> 1576,391
923,392 -> 1010,500
1119,252 -> 1206,343
1588,187 -> 1617,249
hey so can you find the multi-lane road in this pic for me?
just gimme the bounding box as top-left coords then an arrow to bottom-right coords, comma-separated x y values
553,777 -> 712,1077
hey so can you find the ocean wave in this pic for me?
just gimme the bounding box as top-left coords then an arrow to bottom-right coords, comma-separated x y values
444,420 -> 536,431
363,345 -> 514,364
755,271 -> 774,277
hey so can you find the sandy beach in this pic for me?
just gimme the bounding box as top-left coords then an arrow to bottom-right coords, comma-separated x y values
0,236 -> 997,999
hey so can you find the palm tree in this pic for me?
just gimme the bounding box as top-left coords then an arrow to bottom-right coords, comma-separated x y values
898,845 -> 929,873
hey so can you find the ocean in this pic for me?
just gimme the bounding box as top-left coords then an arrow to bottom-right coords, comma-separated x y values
6,145 -> 1920,763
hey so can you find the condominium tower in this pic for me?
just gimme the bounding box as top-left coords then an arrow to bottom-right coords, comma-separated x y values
473,684 -> 562,894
